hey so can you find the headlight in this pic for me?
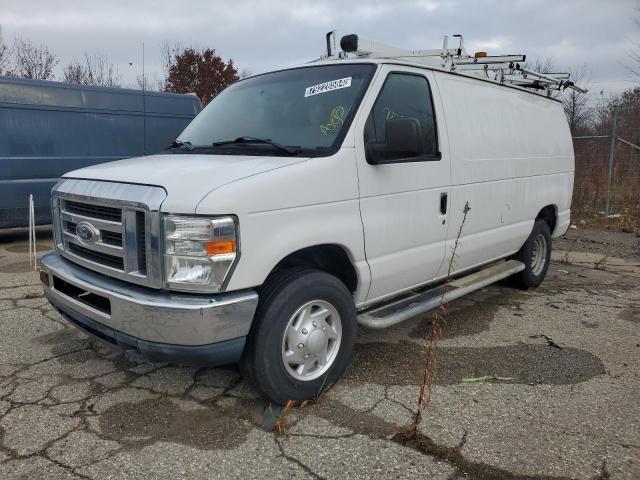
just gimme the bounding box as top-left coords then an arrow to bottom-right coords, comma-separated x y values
163,215 -> 238,292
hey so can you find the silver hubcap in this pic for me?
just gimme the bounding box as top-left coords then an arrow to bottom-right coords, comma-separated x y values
281,300 -> 342,381
530,233 -> 548,276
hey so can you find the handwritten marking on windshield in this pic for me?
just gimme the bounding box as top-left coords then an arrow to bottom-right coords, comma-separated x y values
383,108 -> 399,120
320,105 -> 346,135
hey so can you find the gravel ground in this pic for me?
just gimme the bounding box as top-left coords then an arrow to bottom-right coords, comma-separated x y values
554,225 -> 640,259
0,227 -> 638,479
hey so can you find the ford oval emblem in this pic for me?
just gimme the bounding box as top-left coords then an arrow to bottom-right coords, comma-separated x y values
75,221 -> 99,244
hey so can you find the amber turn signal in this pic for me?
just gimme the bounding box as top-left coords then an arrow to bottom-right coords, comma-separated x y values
206,240 -> 237,256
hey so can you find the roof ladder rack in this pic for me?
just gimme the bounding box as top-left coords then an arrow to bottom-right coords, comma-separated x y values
321,32 -> 588,95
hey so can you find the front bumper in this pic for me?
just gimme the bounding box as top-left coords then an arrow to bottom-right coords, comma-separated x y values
39,251 -> 258,366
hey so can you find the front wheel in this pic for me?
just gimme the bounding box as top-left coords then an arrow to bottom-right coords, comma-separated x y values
240,268 -> 357,405
511,220 -> 552,289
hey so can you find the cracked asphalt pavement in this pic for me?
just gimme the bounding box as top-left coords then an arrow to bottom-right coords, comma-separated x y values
0,227 -> 638,479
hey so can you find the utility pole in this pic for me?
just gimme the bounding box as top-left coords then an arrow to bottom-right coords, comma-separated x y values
604,108 -> 618,217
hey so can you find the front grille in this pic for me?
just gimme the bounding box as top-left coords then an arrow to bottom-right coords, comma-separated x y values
64,220 -> 123,248
64,220 -> 76,233
69,243 -> 125,270
65,200 -> 122,222
101,230 -> 123,247
136,212 -> 147,275
53,179 -> 165,288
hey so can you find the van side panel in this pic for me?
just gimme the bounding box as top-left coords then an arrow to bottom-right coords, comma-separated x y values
0,77 -> 201,228
433,72 -> 574,274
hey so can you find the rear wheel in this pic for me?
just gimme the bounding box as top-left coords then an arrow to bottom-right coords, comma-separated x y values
511,220 -> 552,289
240,268 -> 356,405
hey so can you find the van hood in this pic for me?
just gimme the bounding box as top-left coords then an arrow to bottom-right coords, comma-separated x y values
64,153 -> 307,213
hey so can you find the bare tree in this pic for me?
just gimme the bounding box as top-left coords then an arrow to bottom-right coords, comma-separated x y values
136,74 -> 149,91
159,40 -> 176,80
562,65 -> 592,135
239,68 -> 253,79
526,57 -> 592,132
525,56 -> 557,75
63,62 -> 83,84
136,72 -> 164,91
63,52 -> 122,87
155,40 -> 184,89
523,56 -> 564,98
11,36 -> 58,80
132,40 -> 184,91
0,26 -> 10,75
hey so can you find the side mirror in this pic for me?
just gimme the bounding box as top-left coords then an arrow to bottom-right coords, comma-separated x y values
385,117 -> 423,156
366,117 -> 424,164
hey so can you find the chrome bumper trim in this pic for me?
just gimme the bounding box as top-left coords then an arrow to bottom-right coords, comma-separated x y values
39,251 -> 258,346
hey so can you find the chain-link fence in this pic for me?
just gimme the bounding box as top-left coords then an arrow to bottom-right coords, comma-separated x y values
573,134 -> 640,229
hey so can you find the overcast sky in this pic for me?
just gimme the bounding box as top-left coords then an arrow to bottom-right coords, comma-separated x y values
1,0 -> 638,98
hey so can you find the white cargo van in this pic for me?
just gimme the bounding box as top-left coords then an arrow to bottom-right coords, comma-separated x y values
39,34 -> 580,404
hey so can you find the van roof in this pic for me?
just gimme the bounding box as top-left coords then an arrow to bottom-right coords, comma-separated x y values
265,58 -> 563,103
0,75 -> 203,114
295,32 -> 585,100
0,74 -> 200,100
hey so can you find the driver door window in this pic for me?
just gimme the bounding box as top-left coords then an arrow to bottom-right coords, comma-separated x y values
364,73 -> 439,164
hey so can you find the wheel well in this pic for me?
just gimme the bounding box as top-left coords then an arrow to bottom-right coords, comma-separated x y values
536,205 -> 557,234
268,245 -> 358,293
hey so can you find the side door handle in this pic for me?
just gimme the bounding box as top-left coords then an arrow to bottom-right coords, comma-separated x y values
440,192 -> 448,215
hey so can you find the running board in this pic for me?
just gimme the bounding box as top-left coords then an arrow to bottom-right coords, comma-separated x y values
357,260 -> 525,329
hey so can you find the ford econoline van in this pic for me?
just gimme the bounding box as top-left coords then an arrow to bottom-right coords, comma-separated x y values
39,34 -> 578,404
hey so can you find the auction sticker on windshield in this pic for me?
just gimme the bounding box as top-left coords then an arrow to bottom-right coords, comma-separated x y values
304,77 -> 352,97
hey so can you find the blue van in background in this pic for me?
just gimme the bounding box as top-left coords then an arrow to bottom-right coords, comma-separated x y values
0,76 -> 202,229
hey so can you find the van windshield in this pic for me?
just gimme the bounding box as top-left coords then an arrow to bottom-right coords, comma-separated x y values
175,64 -> 376,157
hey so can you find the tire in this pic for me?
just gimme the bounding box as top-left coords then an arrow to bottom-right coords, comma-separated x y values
240,268 -> 357,405
511,219 -> 552,289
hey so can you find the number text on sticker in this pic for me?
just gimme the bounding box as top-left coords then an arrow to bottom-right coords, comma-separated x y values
304,77 -> 352,97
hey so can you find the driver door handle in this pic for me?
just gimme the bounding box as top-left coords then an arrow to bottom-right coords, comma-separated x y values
440,192 -> 448,215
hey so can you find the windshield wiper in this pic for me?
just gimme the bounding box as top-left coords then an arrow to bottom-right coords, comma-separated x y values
165,140 -> 194,151
212,136 -> 300,155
